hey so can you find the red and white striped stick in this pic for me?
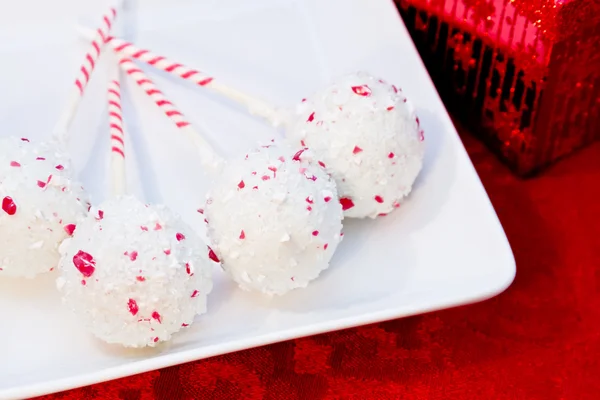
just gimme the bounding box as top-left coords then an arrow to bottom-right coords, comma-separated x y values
76,26 -> 285,127
107,61 -> 126,196
118,57 -> 223,172
53,4 -> 121,142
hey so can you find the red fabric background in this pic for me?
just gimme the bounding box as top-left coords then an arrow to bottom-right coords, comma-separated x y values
37,126 -> 600,400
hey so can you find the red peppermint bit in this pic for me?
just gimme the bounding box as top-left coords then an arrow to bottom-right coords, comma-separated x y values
2,197 -> 17,215
351,85 -> 372,96
140,226 -> 149,231
415,117 -> 420,126
268,166 -> 277,177
64,224 -> 76,236
261,175 -> 271,181
388,152 -> 395,159
164,249 -> 171,255
136,276 -> 145,282
307,206 -> 312,211
152,311 -> 162,323
374,195 -> 384,203
96,210 -> 104,220
238,180 -> 245,189
239,230 -> 245,240
300,140 -> 306,147
251,171 -> 257,175
36,157 -> 45,161
339,197 -> 355,211
21,138 -> 29,142
392,85 -> 398,93
176,232 -> 186,241
153,337 -> 159,343
73,250 -> 95,277
352,146 -> 363,154
208,246 -> 220,263
324,196 -> 332,203
291,277 -> 295,281
378,213 -> 388,217
278,156 -> 285,162
419,130 -> 425,141
252,186 -> 259,191
125,250 -> 138,261
10,161 -> 20,167
341,232 -> 345,237
292,148 -> 308,162
37,180 -> 46,188
154,222 -> 162,231
318,161 -> 326,168
306,196 -> 314,204
204,218 -> 209,224
244,154 -> 249,160
55,165 -> 64,170
387,106 -> 395,111
182,323 -> 189,327
393,201 -> 401,208
312,230 -> 319,236
305,175 -> 317,181
81,280 -> 86,286
185,262 -> 193,276
191,290 -> 199,298
128,299 -> 139,315
307,112 -> 315,122
324,243 -> 329,250
301,98 -> 307,102
197,208 -> 204,214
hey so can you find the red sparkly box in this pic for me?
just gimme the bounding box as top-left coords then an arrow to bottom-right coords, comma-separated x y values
397,0 -> 600,175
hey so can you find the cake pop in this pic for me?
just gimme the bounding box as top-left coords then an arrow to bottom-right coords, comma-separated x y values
57,62 -> 213,348
117,57 -> 344,296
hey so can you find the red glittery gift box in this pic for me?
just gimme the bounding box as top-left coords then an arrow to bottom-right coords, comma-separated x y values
397,0 -> 600,175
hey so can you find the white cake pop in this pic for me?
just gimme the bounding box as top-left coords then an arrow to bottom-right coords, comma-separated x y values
286,72 -> 425,219
0,136 -> 90,278
57,196 -> 213,348
204,144 -> 343,295
116,58 -> 345,296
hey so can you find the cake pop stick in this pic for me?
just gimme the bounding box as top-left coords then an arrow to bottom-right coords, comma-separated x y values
77,26 -> 284,126
117,52 -> 344,296
107,69 -> 126,196
56,56 -> 213,348
77,28 -> 425,220
0,5 -> 121,279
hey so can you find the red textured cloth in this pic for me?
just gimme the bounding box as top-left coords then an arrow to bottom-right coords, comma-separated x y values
37,127 -> 600,400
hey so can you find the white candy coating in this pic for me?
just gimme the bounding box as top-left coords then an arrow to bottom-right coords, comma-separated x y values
286,71 -> 425,219
57,196 -> 213,348
0,136 -> 90,278
204,144 -> 343,296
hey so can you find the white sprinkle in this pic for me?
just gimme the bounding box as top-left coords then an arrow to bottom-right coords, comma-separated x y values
280,233 -> 290,242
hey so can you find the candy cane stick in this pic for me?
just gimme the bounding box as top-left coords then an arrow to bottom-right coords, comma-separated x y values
53,3 -> 121,142
76,26 -> 287,127
107,58 -> 126,196
118,57 -> 223,172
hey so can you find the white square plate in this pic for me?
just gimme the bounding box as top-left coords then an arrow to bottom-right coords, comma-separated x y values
0,0 -> 515,398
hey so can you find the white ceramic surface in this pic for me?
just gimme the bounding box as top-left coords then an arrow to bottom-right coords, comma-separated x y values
0,0 -> 515,398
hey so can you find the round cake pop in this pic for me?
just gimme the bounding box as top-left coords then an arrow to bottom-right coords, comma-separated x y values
0,136 -> 90,278
204,144 -> 343,295
118,57 -> 344,296
57,195 -> 213,348
286,72 -> 425,219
